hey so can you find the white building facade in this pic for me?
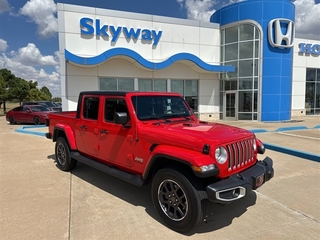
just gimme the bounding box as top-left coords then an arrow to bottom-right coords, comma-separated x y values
57,0 -> 320,121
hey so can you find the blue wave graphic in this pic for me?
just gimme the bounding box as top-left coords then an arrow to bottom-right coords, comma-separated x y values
65,48 -> 234,72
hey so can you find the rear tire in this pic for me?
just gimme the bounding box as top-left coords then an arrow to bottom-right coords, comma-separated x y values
55,137 -> 77,171
9,116 -> 15,124
151,168 -> 207,233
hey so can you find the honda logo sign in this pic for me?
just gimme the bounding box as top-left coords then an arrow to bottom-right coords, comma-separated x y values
268,19 -> 295,48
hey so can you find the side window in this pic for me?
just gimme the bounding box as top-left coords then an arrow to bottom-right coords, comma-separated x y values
105,98 -> 128,122
14,107 -> 23,112
83,97 -> 100,120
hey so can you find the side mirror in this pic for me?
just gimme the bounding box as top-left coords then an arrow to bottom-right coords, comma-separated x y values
25,110 -> 31,113
114,112 -> 130,126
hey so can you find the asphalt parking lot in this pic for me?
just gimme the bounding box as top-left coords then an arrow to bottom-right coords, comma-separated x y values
0,116 -> 319,240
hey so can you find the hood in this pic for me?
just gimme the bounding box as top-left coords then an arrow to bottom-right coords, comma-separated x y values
139,120 -> 254,151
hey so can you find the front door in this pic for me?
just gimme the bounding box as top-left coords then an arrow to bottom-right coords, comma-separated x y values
224,91 -> 237,120
99,97 -> 134,168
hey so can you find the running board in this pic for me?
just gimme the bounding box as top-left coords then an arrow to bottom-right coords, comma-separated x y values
70,152 -> 146,187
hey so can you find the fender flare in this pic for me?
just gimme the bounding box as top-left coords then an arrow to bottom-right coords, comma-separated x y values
53,124 -> 77,150
142,145 -> 218,179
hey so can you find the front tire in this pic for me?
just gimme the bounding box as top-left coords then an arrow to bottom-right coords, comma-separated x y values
151,168 -> 207,233
33,116 -> 40,125
9,116 -> 15,124
55,137 -> 77,171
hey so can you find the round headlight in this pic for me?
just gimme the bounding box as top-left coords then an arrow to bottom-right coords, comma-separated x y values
215,146 -> 227,164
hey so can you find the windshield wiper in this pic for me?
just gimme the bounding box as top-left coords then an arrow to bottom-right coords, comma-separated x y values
140,116 -> 172,122
165,114 -> 191,120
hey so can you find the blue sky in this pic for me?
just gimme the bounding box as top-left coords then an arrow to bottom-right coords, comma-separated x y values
0,0 -> 319,97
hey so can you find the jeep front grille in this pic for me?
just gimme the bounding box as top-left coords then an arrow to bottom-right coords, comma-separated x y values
226,138 -> 255,171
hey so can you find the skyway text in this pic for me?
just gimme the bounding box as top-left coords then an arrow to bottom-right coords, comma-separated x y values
80,17 -> 162,46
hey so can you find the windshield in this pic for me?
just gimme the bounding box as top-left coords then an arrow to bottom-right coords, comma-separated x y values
29,106 -> 50,112
40,102 -> 56,107
131,96 -> 191,120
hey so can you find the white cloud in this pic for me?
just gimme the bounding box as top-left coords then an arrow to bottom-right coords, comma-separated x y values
0,38 -> 8,52
11,43 -> 58,66
19,0 -> 58,38
177,0 -> 216,21
0,46 -> 60,97
0,0 -> 10,13
294,0 -> 320,38
177,0 -> 320,39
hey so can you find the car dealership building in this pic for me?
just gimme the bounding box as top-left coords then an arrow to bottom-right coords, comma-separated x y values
57,0 -> 320,121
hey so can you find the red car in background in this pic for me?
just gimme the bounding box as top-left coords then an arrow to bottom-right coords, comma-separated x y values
6,105 -> 51,125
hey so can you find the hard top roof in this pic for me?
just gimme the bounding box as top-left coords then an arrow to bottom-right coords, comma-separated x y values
79,91 -> 182,96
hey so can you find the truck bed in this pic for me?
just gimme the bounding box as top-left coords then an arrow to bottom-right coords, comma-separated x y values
47,111 -> 77,139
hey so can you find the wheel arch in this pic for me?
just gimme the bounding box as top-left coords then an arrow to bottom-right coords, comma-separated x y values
53,125 -> 77,150
143,154 -> 195,180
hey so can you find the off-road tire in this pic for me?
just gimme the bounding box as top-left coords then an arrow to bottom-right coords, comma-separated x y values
55,137 -> 77,171
151,167 -> 207,233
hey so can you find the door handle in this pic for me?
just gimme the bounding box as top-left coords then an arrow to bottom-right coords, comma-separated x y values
80,125 -> 87,130
100,129 -> 109,134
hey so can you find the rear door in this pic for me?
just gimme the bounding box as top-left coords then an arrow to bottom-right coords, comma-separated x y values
12,106 -> 24,122
75,95 -> 101,156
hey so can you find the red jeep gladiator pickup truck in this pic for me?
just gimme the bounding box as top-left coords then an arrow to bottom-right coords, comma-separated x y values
46,91 -> 274,232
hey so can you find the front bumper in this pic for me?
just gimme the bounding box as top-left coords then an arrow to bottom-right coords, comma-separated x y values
206,157 -> 274,204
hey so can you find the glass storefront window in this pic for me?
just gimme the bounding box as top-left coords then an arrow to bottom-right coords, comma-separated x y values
171,80 -> 184,95
239,41 -> 253,59
240,24 -> 254,41
224,80 -> 237,91
239,78 -> 252,90
225,43 -> 238,61
100,78 -> 199,114
254,77 -> 258,89
305,68 -> 320,115
138,79 -> 152,91
225,61 -> 238,79
254,40 -> 259,58
225,26 -> 238,44
118,78 -> 134,91
239,60 -> 253,77
100,78 -> 134,91
238,91 -> 252,112
184,80 -> 198,112
306,68 -> 316,81
221,23 -> 260,120
154,79 -> 167,92
100,78 -> 117,90
254,91 -> 258,112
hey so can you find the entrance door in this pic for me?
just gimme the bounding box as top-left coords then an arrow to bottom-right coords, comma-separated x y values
224,91 -> 237,120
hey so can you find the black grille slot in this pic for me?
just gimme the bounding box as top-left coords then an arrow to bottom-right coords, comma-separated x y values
226,138 -> 254,171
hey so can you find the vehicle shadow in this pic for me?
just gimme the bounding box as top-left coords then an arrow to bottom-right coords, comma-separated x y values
48,158 -> 257,235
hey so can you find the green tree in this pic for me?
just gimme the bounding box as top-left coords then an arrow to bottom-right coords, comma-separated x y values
52,97 -> 62,102
8,77 -> 30,105
28,80 -> 38,90
40,86 -> 52,100
0,68 -> 15,113
0,75 -> 6,109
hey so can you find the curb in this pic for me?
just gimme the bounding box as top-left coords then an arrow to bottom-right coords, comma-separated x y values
249,126 -> 320,163
263,143 -> 320,163
15,125 -> 46,137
